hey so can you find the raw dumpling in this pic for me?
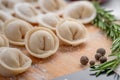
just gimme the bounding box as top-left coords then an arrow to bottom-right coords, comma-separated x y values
0,11 -> 13,33
14,3 -> 39,24
4,18 -> 33,46
0,0 -> 16,13
38,0 -> 66,13
0,34 -> 9,47
64,1 -> 96,24
25,27 -> 59,58
0,47 -> 32,77
37,13 -> 61,31
0,20 -> 4,34
56,18 -> 87,46
0,0 -> 16,9
0,10 -> 13,22
19,0 -> 42,13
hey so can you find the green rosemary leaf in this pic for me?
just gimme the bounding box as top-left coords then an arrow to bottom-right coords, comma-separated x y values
96,71 -> 102,77
111,37 -> 120,53
106,69 -> 113,75
91,59 -> 116,71
91,58 -> 118,76
107,60 -> 120,75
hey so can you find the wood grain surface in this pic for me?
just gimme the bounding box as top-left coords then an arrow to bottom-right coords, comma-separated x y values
0,25 -> 112,80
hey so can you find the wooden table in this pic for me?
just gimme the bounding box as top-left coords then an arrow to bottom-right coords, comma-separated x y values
0,25 -> 112,80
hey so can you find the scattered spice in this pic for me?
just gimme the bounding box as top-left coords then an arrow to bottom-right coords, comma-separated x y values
95,53 -> 102,60
99,56 -> 107,63
89,60 -> 95,66
80,56 -> 89,65
96,48 -> 106,56
80,48 -> 107,67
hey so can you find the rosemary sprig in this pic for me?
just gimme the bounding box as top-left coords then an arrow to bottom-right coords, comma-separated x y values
92,2 -> 120,40
91,2 -> 120,76
111,37 -> 120,54
91,57 -> 120,76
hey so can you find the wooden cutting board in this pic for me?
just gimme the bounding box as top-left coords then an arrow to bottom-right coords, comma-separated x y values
0,24 -> 112,80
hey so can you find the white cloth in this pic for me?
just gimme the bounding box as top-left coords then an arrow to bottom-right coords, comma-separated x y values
102,0 -> 120,20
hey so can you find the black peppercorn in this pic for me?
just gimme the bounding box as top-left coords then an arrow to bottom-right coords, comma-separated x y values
89,60 -> 95,66
99,56 -> 107,63
96,48 -> 106,56
80,56 -> 89,65
95,53 -> 102,60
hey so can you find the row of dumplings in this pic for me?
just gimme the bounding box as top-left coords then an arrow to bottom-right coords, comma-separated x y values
0,17 -> 88,77
1,18 -> 87,57
0,0 -> 96,24
0,0 -> 96,77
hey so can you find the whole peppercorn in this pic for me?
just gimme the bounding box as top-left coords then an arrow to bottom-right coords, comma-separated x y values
96,48 -> 106,56
99,56 -> 107,63
95,53 -> 102,60
80,56 -> 89,65
89,60 -> 95,66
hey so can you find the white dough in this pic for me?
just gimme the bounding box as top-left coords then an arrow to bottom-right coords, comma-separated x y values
64,1 -> 96,24
25,27 -> 59,58
14,3 -> 39,24
37,13 -> 61,31
0,47 -> 32,77
39,0 -> 66,13
0,34 -> 9,47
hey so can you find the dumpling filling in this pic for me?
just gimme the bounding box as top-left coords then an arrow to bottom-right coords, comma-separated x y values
4,19 -> 33,45
0,47 -> 32,77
